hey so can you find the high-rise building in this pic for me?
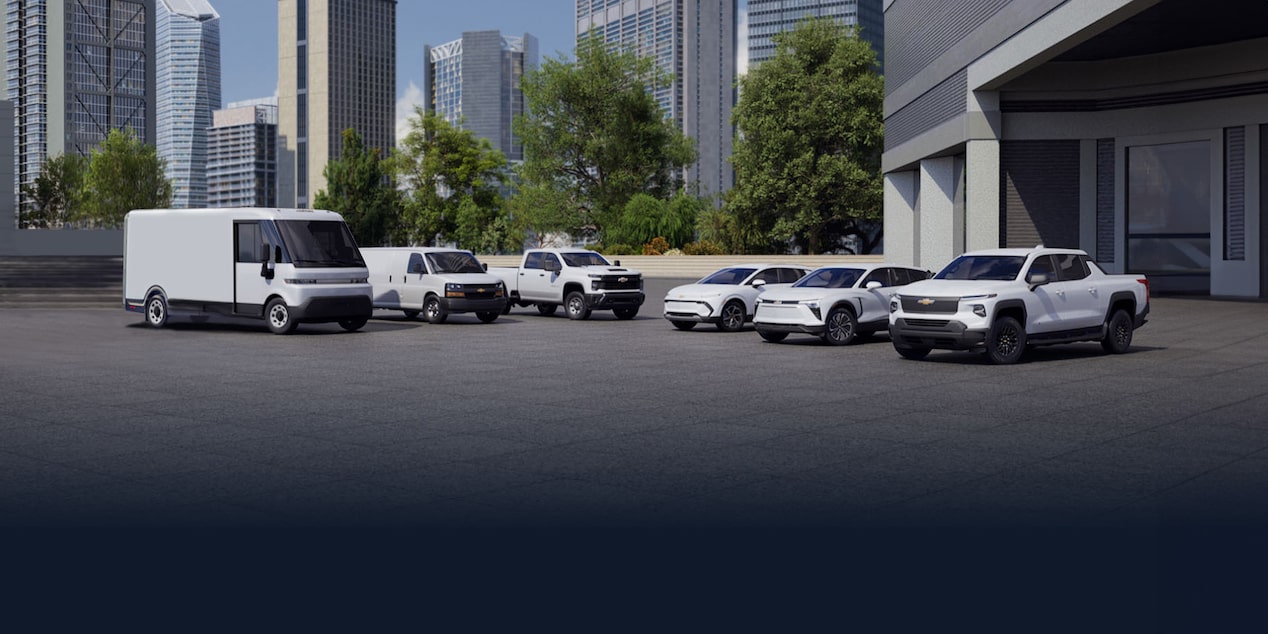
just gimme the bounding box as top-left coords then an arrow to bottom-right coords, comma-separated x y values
156,0 -> 221,209
424,31 -> 538,162
747,0 -> 884,70
277,0 -> 396,208
6,0 -> 156,220
207,102 -> 277,208
576,0 -> 737,202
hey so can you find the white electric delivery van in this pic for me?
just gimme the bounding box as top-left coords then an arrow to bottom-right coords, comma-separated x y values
124,208 -> 373,334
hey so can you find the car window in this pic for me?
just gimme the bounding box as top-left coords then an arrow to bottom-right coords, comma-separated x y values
543,253 -> 562,270
752,268 -> 781,284
1027,255 -> 1057,280
793,268 -> 864,289
861,268 -> 892,287
407,252 -> 424,274
936,256 -> 1026,281
779,268 -> 807,284
235,222 -> 265,263
561,252 -> 610,266
699,268 -> 755,285
524,252 -> 543,270
1055,253 -> 1090,281
890,268 -> 911,285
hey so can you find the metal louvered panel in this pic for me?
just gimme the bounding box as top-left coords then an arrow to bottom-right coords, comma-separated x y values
1097,139 -> 1116,263
1000,141 -> 1081,249
885,69 -> 967,149
1225,127 -> 1246,261
885,0 -> 1011,89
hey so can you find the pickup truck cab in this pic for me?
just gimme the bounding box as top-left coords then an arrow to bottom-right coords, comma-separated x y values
889,246 -> 1150,364
487,249 -> 644,320
361,247 -> 507,323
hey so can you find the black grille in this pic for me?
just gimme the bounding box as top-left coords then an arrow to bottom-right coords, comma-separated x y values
904,318 -> 951,328
461,285 -> 503,300
598,275 -> 641,290
901,296 -> 959,314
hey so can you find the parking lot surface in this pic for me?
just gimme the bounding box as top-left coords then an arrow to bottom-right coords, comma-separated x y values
2,279 -> 1267,529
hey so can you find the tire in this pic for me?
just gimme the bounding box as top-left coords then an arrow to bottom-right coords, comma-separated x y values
716,300 -> 746,332
1100,309 -> 1134,354
894,345 -> 931,360
265,298 -> 297,335
339,317 -> 367,332
985,316 -> 1026,365
501,301 -> 512,315
145,293 -> 168,329
476,311 -> 499,324
757,329 -> 788,343
822,307 -> 858,346
423,295 -> 448,324
536,303 -> 557,317
671,320 -> 696,331
402,309 -> 420,320
614,306 -> 639,320
565,291 -> 591,320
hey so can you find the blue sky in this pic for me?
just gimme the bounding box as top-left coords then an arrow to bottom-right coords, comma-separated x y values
213,0 -> 748,138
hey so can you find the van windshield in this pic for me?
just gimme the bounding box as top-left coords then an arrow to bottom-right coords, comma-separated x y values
426,251 -> 485,274
276,220 -> 365,268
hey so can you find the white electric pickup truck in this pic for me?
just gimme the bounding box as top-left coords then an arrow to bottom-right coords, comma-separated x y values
888,247 -> 1150,364
487,249 -> 644,320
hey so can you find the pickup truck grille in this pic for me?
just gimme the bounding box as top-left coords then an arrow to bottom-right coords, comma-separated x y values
904,318 -> 951,328
595,275 -> 641,290
901,296 -> 959,314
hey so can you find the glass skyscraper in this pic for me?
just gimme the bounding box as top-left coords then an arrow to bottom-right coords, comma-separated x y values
277,0 -> 396,208
576,0 -> 737,201
5,0 -> 156,221
747,0 -> 884,70
424,31 -> 538,162
156,0 -> 221,209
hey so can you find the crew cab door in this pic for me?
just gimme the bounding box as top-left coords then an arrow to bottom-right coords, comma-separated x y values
1026,255 -> 1096,333
518,252 -> 561,302
233,220 -> 277,317
1052,253 -> 1103,329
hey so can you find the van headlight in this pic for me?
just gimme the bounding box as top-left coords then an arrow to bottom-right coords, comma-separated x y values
445,283 -> 465,298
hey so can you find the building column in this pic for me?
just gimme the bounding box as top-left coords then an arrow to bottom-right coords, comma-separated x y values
884,171 -> 918,266
918,157 -> 961,271
966,140 -> 1000,252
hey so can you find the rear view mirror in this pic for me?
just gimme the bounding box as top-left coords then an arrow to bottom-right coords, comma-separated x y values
751,279 -> 767,287
614,259 -> 621,267
482,263 -> 488,272
865,281 -> 883,290
544,260 -> 561,273
1026,272 -> 1050,289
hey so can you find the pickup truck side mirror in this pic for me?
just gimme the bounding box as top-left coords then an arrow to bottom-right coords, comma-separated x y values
613,259 -> 621,267
1026,272 -> 1050,289
865,281 -> 883,290
544,260 -> 561,273
482,263 -> 488,272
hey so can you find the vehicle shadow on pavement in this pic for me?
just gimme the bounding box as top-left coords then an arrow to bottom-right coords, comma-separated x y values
126,318 -> 422,335
911,344 -> 1165,364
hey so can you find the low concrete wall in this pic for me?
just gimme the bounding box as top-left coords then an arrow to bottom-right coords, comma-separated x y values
0,226 -> 123,256
479,254 -> 883,279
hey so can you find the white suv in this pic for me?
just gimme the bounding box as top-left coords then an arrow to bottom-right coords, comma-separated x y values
753,264 -> 930,345
663,264 -> 811,332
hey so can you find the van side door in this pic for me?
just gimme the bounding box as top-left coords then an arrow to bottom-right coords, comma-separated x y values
233,220 -> 275,317
400,252 -> 427,309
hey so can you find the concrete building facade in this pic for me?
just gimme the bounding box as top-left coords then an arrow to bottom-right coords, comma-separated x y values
207,103 -> 278,208
883,0 -> 1268,297
156,0 -> 221,209
747,0 -> 884,70
5,0 -> 156,221
424,31 -> 538,162
277,0 -> 395,208
576,0 -> 737,202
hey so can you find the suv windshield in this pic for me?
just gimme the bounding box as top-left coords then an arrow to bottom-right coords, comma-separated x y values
426,251 -> 485,274
936,256 -> 1025,281
561,252 -> 611,267
700,268 -> 756,285
793,268 -> 863,289
276,220 -> 365,267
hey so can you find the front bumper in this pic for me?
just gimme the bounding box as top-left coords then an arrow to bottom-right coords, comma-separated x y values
664,299 -> 718,323
291,294 -> 373,322
888,316 -> 985,350
586,291 -> 645,309
441,297 -> 508,313
752,303 -> 825,334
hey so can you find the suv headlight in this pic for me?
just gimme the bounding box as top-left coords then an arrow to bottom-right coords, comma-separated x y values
890,299 -> 899,313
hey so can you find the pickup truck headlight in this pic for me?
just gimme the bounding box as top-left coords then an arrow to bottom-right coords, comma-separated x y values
971,304 -> 987,317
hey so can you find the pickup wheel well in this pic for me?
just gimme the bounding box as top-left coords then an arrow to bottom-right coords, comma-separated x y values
563,281 -> 585,298
1105,292 -> 1137,322
993,301 -> 1026,327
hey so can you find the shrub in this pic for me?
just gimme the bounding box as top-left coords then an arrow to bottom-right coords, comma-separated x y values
682,240 -> 725,255
603,243 -> 639,255
642,236 -> 671,255
663,248 -> 683,256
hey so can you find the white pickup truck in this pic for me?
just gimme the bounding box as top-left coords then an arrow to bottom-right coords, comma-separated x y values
487,249 -> 645,320
888,247 -> 1150,364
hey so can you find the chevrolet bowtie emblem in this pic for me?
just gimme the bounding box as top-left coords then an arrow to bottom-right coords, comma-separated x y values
618,277 -> 628,283
478,288 -> 485,292
918,298 -> 935,305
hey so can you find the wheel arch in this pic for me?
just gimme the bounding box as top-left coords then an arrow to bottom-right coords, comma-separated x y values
1105,291 -> 1137,322
992,299 -> 1027,325
563,281 -> 586,298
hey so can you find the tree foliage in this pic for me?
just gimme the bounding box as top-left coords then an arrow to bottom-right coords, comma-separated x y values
313,128 -> 400,247
607,193 -> 703,248
20,153 -> 88,229
393,107 -> 514,251
729,18 -> 884,254
514,39 -> 697,240
77,128 -> 172,229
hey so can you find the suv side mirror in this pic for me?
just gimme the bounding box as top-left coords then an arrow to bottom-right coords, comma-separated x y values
865,281 -> 883,290
751,279 -> 767,287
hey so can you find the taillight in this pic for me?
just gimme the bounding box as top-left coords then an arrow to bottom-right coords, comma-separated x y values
1137,278 -> 1150,303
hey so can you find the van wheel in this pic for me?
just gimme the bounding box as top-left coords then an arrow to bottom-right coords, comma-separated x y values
145,294 -> 169,329
403,310 -> 420,320
985,316 -> 1026,365
339,317 -> 367,332
1100,309 -> 1133,354
424,295 -> 448,324
476,311 -> 499,323
565,292 -> 591,320
822,307 -> 857,346
266,298 -> 297,334
536,303 -> 557,316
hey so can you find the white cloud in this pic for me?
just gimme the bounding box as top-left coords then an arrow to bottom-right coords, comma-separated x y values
395,82 -> 425,145
737,7 -> 748,77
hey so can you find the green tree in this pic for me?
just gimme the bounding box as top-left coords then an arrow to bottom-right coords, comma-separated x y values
729,18 -> 884,254
77,128 -> 172,228
393,107 -> 512,251
515,39 -> 697,240
608,192 -> 703,248
313,128 -> 400,247
20,152 -> 88,229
